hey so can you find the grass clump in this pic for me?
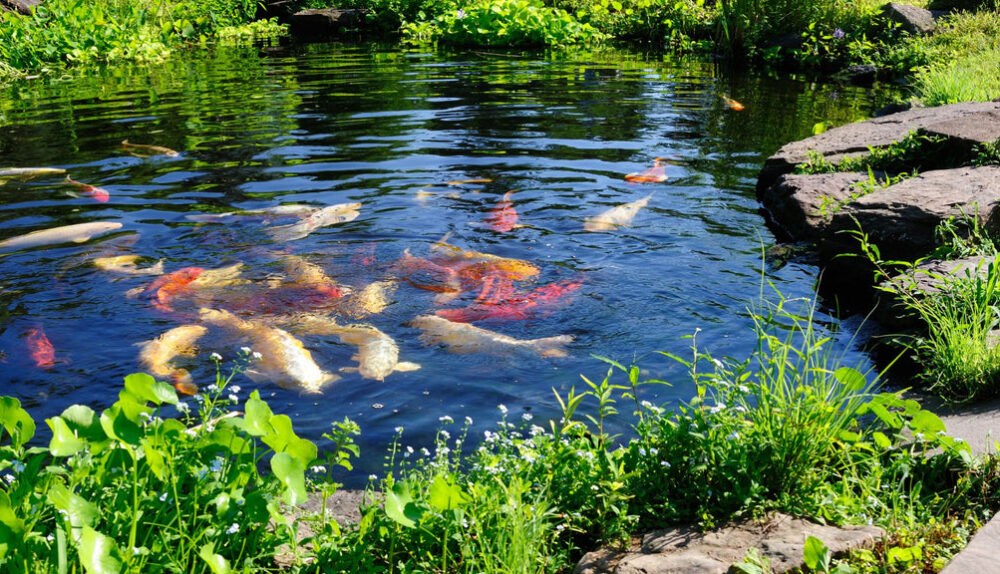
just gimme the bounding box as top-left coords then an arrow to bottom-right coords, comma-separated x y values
915,45 -> 1000,106
795,132 -> 953,177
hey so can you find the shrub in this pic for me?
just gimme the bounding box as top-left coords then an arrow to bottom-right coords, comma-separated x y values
425,0 -> 606,47
914,46 -> 1000,106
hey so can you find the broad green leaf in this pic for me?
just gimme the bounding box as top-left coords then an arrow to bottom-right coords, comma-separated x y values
910,410 -> 946,435
0,492 -> 24,535
47,485 -> 97,543
888,545 -> 921,564
47,417 -> 87,457
271,452 -> 307,506
0,397 -> 34,449
803,535 -> 829,571
263,415 -> 317,466
99,405 -> 143,446
385,482 -> 420,528
873,431 -> 892,450
241,392 -> 275,437
141,437 -> 168,481
812,122 -> 827,135
78,527 -> 121,574
199,542 -> 231,574
124,373 -> 178,406
114,391 -> 153,424
834,367 -> 866,392
428,474 -> 468,511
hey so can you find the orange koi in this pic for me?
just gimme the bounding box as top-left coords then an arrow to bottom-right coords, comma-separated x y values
721,95 -> 744,111
436,279 -> 582,322
174,380 -> 199,396
66,177 -> 110,203
26,327 -> 56,368
485,191 -> 519,232
624,159 -> 667,184
392,251 -> 461,293
447,179 -> 493,185
142,267 -> 205,312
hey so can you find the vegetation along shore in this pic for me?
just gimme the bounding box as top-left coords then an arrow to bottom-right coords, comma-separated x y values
2,0 -> 1000,572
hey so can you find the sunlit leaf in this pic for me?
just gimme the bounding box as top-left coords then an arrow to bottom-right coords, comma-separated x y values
199,542 -> 231,574
124,372 -> 178,406
0,397 -> 34,449
803,535 -> 830,571
47,484 -> 97,544
241,391 -> 274,437
78,527 -> 122,574
47,417 -> 87,457
834,367 -> 866,391
385,482 -> 420,528
263,415 -> 317,466
428,474 -> 468,511
271,452 -> 307,506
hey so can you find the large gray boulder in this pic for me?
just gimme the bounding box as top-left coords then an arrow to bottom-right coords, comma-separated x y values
826,166 -> 1000,262
575,513 -> 883,574
289,7 -> 370,37
758,171 -> 871,241
0,0 -> 41,15
757,101 -> 1000,192
882,2 -> 937,35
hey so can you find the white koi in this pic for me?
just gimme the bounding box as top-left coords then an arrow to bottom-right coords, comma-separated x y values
583,193 -> 653,232
409,315 -> 572,358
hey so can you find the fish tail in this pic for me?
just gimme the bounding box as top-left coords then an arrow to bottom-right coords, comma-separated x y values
530,335 -> 574,358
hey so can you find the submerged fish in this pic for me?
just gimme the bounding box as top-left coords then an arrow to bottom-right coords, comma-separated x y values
341,281 -> 396,317
138,324 -> 208,389
430,236 -> 540,281
0,167 -> 67,181
392,249 -> 462,293
721,95 -> 745,111
280,255 -> 347,297
121,139 -> 180,158
583,194 -> 653,232
199,308 -> 338,393
436,279 -> 582,322
447,179 -> 492,185
191,263 -> 247,288
484,191 -> 520,232
136,267 -> 205,312
65,177 -> 110,203
334,324 -> 420,381
409,315 -> 573,358
624,159 -> 667,184
93,255 -> 165,276
267,202 -> 362,242
0,221 -> 123,252
26,327 -> 57,368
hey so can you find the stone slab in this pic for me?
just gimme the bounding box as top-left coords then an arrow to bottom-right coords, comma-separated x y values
759,171 -> 872,241
826,166 -> 1000,262
941,511 -> 1000,574
923,110 -> 1000,148
0,0 -> 40,15
882,2 -> 936,35
575,513 -> 883,574
757,101 -> 1000,192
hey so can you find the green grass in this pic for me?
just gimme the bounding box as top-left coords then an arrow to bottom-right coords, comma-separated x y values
914,45 -> 1000,106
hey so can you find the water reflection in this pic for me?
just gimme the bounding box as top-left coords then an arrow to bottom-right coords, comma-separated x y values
0,44 -> 900,483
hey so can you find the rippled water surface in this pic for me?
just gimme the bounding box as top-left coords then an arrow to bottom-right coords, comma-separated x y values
0,44 -> 900,481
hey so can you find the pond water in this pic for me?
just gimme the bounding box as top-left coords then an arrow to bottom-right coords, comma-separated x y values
0,43 -> 900,483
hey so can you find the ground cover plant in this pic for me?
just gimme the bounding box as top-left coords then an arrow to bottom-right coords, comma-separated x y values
0,290 -> 996,572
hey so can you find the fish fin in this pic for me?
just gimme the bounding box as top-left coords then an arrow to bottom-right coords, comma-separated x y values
395,361 -> 421,372
71,236 -> 92,243
531,335 -> 574,358
339,366 -> 359,373
148,260 -> 165,275
433,291 -> 460,305
124,286 -> 145,298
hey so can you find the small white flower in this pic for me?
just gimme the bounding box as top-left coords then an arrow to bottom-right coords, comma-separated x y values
139,412 -> 152,421
421,448 -> 431,456
498,404 -> 508,414
240,347 -> 252,355
252,352 -> 263,361
522,413 -> 533,421
441,430 -> 451,440
210,352 -> 222,362
159,492 -> 168,502
406,446 -> 414,454
207,384 -> 219,393
3,474 -> 14,484
465,416 -> 473,425
310,465 -> 326,473
660,460 -> 671,468
211,457 -> 225,473
530,425 -> 545,437
914,432 -> 924,441
737,385 -> 749,393
638,447 -> 647,456
439,447 -> 451,455
556,524 -> 566,531
590,485 -> 599,491
132,546 -> 141,554
226,523 -> 239,535
649,447 -> 658,456
726,431 -> 739,441
368,474 -> 378,481
394,426 -> 404,433
229,385 -> 241,394
228,394 -> 238,402
708,403 -> 726,414
176,402 -> 190,414
439,415 -> 453,423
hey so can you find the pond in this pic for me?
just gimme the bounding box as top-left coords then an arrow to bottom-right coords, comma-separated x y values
0,43 -> 900,483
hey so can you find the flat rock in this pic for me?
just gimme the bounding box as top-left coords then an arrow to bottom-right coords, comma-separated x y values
289,7 -> 370,37
882,2 -> 936,35
759,171 -> 872,241
574,513 -> 883,574
826,167 -> 1000,262
0,0 -> 41,15
757,101 -> 1000,192
942,511 -> 1000,573
922,109 -> 1000,150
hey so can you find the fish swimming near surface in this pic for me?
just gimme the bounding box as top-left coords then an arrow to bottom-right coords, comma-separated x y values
341,280 -> 396,317
138,324 -> 208,392
199,308 -> 338,393
191,262 -> 248,288
65,177 -> 110,203
720,95 -> 745,111
484,191 -> 520,232
436,279 -> 583,322
409,315 -> 573,358
93,255 -> 165,276
267,202 -> 362,242
185,204 -> 326,223
134,267 -> 205,312
583,193 -> 653,232
121,140 -> 180,158
0,221 -> 123,252
430,235 -> 540,282
624,159 -> 668,184
0,167 -> 67,181
333,324 -> 420,381
26,327 -> 57,368
280,255 -> 347,298
447,179 -> 493,186
392,249 -> 462,294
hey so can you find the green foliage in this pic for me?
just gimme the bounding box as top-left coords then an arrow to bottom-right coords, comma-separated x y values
914,45 -> 1000,107
410,0 -> 606,47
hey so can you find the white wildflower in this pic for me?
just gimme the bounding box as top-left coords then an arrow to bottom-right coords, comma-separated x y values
660,460 -> 671,468
11,461 -> 25,474
207,384 -> 219,393
228,394 -> 238,402
368,474 -> 378,481
240,347 -> 251,354
3,474 -> 13,484
210,352 -> 222,362
252,351 -> 263,361
590,485 -> 599,491
159,492 -> 168,502
465,416 -> 473,425
708,403 -> 726,414
522,413 -> 533,421
395,426 -> 404,433
638,447 -> 647,456
439,415 -> 453,423
726,431 -> 739,441
310,465 -> 326,473
498,404 -> 508,414
176,402 -> 190,414
441,430 -> 451,440
226,523 -> 239,535
229,385 -> 241,394
421,448 -> 431,456
649,447 -> 658,456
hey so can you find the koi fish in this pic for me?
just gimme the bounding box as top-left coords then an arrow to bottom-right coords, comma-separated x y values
430,236 -> 540,281
484,191 -> 519,232
341,281 -> 396,317
392,249 -> 462,293
0,167 -> 67,181
447,179 -> 492,185
137,267 -> 205,312
26,327 -> 57,368
280,255 -> 347,298
436,280 -> 582,322
191,263 -> 248,288
267,202 -> 362,242
93,255 -> 165,276
721,95 -> 744,111
583,193 -> 653,232
137,324 -> 208,391
0,221 -> 123,252
624,159 -> 667,184
65,178 -> 110,203
409,315 -> 573,358
333,324 -> 420,381
199,308 -> 338,393
121,139 -> 180,158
